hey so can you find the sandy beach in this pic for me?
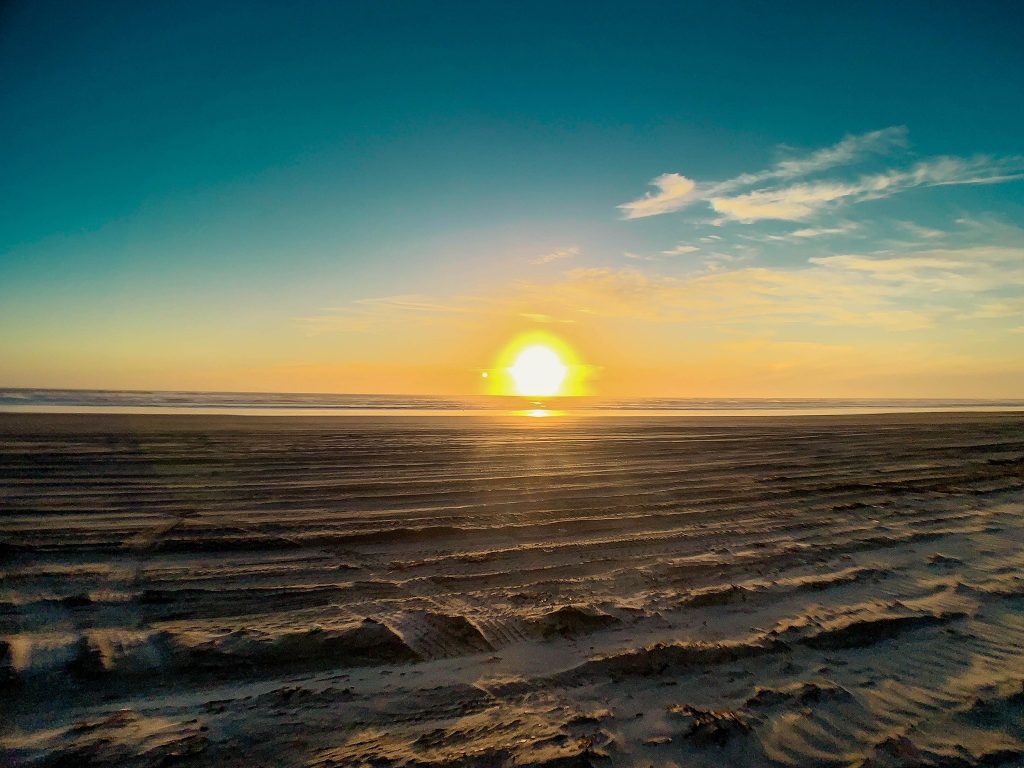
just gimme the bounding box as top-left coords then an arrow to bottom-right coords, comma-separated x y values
2,411 -> 1024,767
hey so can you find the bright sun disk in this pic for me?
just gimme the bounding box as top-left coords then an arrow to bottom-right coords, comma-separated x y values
508,344 -> 569,397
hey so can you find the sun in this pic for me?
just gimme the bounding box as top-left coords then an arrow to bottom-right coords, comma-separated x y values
508,345 -> 568,396
486,332 -> 587,398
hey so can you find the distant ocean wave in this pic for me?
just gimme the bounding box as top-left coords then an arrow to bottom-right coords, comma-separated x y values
1,388 -> 1023,416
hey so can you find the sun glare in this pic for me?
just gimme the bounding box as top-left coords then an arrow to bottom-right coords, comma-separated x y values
486,332 -> 587,398
508,345 -> 568,396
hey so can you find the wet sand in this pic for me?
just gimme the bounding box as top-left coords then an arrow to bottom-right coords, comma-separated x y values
2,412 -> 1024,767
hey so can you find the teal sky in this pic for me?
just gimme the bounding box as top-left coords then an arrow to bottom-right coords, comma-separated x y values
1,1 -> 1023,396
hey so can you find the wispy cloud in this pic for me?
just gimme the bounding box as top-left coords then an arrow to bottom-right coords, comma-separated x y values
786,223 -> 858,238
809,246 -> 1024,292
964,298 -> 1024,319
624,243 -> 699,261
618,173 -> 696,219
710,181 -> 856,222
620,128 -> 1024,223
535,265 -> 940,330
531,245 -> 580,265
810,254 -> 970,274
662,243 -> 699,255
718,126 -> 907,193
303,244 -> 1024,338
895,221 -> 945,239
710,156 -> 1024,222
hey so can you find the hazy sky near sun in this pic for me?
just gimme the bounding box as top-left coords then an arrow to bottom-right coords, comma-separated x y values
1,1 -> 1023,397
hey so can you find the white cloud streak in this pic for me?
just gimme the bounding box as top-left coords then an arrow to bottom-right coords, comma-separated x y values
788,223 -> 859,238
717,126 -> 908,193
618,173 -> 696,219
710,155 -> 1024,222
619,127 -> 1024,223
662,243 -> 700,255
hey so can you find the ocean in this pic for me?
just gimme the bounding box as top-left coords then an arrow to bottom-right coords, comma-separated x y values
1,388 -> 1022,416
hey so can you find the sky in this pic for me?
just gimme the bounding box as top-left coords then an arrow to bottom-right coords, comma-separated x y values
1,0 -> 1023,397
